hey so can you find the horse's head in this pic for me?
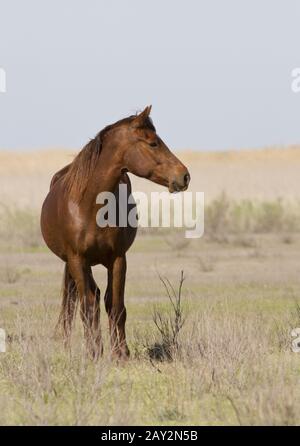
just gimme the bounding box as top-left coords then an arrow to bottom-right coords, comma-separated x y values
117,106 -> 190,193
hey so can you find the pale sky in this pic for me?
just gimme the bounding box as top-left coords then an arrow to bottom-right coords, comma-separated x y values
1,0 -> 300,151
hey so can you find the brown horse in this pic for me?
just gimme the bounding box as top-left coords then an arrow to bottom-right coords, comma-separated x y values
40,106 -> 190,360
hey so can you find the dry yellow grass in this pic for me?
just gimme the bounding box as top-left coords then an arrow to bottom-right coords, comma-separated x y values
1,146 -> 300,208
1,233 -> 300,425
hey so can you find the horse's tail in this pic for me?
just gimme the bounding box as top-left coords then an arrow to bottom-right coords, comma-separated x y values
56,263 -> 78,339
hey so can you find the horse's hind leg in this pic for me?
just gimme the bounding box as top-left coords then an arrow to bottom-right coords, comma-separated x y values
57,263 -> 77,343
86,268 -> 103,357
68,257 -> 103,360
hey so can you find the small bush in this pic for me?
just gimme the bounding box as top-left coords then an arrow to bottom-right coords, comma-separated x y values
204,193 -> 300,241
148,271 -> 186,361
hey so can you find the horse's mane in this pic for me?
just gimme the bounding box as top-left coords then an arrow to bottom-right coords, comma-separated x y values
63,114 -> 155,201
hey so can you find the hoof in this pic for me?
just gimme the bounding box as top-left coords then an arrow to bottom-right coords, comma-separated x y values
87,339 -> 104,362
111,346 -> 130,362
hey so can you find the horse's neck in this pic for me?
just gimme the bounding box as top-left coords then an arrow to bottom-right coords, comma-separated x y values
83,142 -> 123,206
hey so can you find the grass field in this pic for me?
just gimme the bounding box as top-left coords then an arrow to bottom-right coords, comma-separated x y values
0,147 -> 300,425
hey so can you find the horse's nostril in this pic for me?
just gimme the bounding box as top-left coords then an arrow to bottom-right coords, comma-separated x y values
184,173 -> 190,186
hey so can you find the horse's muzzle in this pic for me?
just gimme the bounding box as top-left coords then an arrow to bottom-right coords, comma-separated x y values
169,172 -> 190,193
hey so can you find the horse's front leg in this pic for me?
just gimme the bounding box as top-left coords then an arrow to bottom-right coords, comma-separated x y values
105,255 -> 130,359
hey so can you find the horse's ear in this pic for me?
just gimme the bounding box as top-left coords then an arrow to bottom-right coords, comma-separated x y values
133,105 -> 152,128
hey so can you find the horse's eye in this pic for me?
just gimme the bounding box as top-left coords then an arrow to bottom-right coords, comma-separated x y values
149,141 -> 158,148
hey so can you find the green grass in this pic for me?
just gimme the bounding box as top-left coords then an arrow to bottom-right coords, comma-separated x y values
0,293 -> 299,425
0,256 -> 300,425
1,201 -> 300,425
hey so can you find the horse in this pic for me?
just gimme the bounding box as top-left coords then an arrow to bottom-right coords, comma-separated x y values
40,106 -> 190,360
